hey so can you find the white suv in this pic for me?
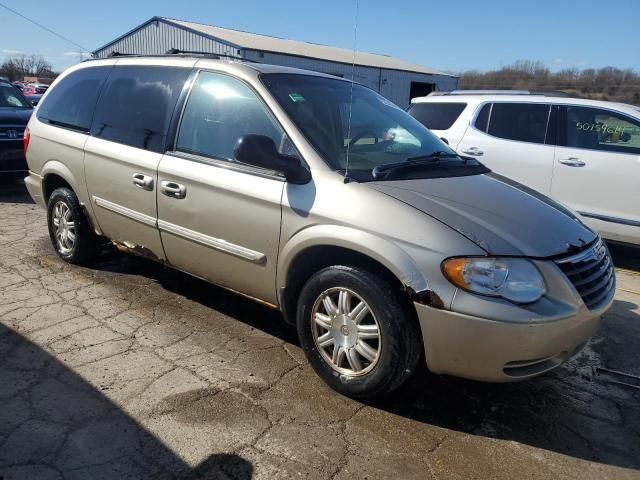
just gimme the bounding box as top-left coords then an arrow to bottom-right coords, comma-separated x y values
408,91 -> 640,246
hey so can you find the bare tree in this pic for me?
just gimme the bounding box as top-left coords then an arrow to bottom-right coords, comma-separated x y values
0,54 -> 56,81
458,61 -> 640,105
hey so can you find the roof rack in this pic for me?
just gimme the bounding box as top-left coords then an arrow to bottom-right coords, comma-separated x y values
165,48 -> 259,63
428,89 -> 580,98
108,51 -> 136,57
103,49 -> 258,63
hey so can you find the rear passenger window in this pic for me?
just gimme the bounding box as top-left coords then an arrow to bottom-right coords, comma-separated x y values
487,103 -> 551,144
91,66 -> 190,153
37,66 -> 110,132
408,102 -> 466,130
176,71 -> 287,162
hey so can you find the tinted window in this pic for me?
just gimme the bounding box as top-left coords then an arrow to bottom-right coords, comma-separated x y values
488,103 -> 551,144
91,66 -> 189,153
37,67 -> 110,131
565,106 -> 640,154
408,102 -> 466,130
176,71 -> 289,162
474,103 -> 490,132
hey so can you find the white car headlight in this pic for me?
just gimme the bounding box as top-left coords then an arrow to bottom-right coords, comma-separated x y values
442,257 -> 546,304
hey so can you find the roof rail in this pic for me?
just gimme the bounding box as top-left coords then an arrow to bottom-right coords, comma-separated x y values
428,89 -> 580,98
165,48 -> 219,59
100,49 -> 259,63
108,51 -> 136,57
165,48 -> 259,63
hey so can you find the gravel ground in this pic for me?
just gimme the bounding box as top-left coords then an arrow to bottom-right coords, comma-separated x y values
1,178 -> 639,480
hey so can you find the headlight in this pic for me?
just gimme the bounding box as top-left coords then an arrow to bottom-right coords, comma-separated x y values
442,257 -> 546,304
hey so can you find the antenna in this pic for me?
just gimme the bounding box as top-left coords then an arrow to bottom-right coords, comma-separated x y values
0,1 -> 91,53
344,0 -> 359,182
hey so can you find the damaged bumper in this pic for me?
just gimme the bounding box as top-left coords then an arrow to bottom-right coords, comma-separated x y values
414,295 -> 612,382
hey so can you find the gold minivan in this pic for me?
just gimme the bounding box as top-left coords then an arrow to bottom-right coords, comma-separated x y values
24,56 -> 615,397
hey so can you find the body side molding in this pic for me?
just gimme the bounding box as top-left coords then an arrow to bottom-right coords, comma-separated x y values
158,219 -> 267,265
92,196 -> 157,227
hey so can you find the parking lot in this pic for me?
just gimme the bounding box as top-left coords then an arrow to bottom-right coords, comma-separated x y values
0,178 -> 639,480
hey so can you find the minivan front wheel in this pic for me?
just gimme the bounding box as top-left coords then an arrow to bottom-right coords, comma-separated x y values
47,187 -> 100,264
297,266 -> 421,398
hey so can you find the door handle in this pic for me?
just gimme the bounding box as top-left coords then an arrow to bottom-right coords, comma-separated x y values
461,147 -> 484,156
160,180 -> 186,199
558,157 -> 586,167
132,173 -> 154,190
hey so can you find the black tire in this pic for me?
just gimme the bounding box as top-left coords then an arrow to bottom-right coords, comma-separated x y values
47,187 -> 101,264
296,266 -> 422,398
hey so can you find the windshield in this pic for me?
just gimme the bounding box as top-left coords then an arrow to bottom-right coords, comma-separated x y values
261,73 -> 483,181
0,85 -> 31,109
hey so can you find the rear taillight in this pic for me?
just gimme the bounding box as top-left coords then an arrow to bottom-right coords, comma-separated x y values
23,126 -> 30,154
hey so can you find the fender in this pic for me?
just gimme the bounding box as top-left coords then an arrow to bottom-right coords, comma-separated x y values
41,160 -> 80,195
277,224 -> 430,294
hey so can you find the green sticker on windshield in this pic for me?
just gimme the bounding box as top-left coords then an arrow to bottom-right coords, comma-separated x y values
289,92 -> 305,102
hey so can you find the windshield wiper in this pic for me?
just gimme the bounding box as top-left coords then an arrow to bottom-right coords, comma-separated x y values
407,151 -> 459,161
372,151 -> 460,179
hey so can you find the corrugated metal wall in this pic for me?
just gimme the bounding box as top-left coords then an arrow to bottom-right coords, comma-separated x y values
243,50 -> 458,107
93,20 -> 459,106
379,69 -> 458,107
93,19 -> 237,58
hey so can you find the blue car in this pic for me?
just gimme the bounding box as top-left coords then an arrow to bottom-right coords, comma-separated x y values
0,80 -> 33,175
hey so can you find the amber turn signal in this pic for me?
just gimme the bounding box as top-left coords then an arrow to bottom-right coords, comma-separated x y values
441,257 -> 469,289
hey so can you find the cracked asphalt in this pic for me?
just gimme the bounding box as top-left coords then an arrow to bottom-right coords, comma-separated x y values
1,178 -> 639,480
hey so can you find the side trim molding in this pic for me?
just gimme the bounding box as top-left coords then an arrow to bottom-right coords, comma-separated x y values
93,196 -> 157,227
579,211 -> 640,228
157,219 -> 266,265
92,196 -> 267,265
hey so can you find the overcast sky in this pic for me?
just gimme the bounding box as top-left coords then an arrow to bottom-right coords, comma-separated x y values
1,0 -> 638,73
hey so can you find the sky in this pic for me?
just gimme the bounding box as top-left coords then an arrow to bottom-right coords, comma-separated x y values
1,0 -> 639,74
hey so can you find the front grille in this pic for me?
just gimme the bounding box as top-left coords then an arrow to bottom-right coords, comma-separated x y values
555,239 -> 615,310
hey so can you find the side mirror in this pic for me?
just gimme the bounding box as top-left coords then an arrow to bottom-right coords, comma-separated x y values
234,134 -> 310,184
440,137 -> 449,145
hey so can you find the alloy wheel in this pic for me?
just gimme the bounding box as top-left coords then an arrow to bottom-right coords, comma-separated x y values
311,287 -> 381,376
52,201 -> 76,255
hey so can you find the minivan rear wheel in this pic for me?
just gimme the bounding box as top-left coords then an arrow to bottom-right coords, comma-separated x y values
296,266 -> 421,398
47,187 -> 100,264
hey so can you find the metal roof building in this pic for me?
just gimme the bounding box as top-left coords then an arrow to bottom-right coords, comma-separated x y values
93,17 -> 458,107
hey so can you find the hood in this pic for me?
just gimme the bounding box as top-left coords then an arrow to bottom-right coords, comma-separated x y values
0,108 -> 33,126
368,173 -> 596,257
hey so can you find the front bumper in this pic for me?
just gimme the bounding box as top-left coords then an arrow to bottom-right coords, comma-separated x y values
414,291 -> 613,382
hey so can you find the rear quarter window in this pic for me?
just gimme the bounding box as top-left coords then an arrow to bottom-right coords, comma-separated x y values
474,103 -> 491,132
90,66 -> 190,153
37,66 -> 111,131
407,102 -> 467,130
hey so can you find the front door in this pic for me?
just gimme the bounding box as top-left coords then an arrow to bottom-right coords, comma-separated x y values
551,105 -> 640,244
157,71 -> 293,304
457,102 -> 555,194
